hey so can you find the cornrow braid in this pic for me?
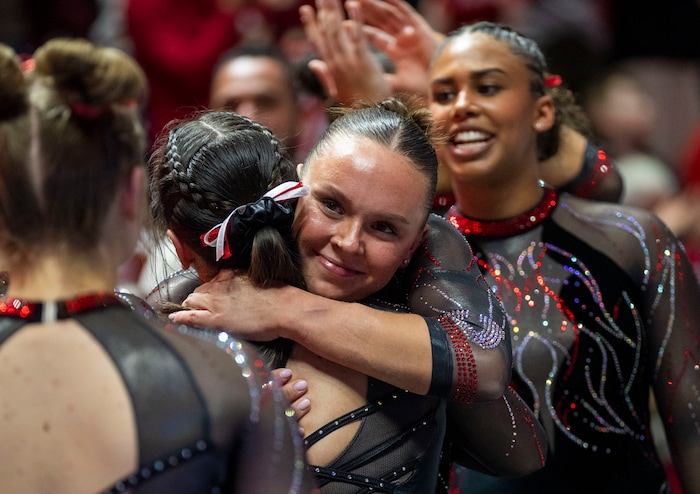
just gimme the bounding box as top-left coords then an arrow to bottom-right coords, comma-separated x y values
163,131 -> 215,213
229,115 -> 289,191
149,109 -> 300,271
149,110 -> 304,368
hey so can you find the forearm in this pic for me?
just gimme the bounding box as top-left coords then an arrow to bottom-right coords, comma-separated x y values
277,287 -> 510,402
278,288 -> 433,395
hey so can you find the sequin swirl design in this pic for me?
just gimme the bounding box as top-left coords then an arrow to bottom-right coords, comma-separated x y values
409,269 -> 507,351
482,237 -> 647,448
450,192 -> 700,476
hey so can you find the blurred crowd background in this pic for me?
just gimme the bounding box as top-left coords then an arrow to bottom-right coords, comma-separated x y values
1,0 -> 699,275
1,2 -> 698,490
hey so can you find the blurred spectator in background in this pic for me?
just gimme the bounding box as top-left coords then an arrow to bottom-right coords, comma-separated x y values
125,0 -> 313,143
586,70 -> 678,210
607,0 -> 700,173
209,43 -> 327,162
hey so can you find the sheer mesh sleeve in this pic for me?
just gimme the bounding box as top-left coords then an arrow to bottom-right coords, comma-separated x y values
445,386 -> 548,477
403,215 -> 512,403
636,213 -> 700,492
369,215 -> 548,478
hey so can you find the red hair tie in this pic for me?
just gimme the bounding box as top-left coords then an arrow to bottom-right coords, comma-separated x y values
544,74 -> 562,88
69,102 -> 107,118
21,57 -> 35,73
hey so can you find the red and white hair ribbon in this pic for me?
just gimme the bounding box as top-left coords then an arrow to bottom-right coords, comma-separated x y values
201,181 -> 309,261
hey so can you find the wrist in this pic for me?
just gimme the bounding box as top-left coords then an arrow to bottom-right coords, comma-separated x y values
273,284 -> 307,340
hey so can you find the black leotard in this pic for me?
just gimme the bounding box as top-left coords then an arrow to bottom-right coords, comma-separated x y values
146,215 -> 532,493
448,189 -> 700,493
0,293 -> 312,493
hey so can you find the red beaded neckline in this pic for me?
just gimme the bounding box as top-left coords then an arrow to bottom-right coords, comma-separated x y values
0,293 -> 123,322
447,188 -> 558,237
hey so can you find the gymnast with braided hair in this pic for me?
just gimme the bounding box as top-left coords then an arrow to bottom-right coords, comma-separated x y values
149,97 -> 548,492
0,38 -> 313,493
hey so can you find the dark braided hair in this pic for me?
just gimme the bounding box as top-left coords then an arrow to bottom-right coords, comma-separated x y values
149,110 -> 304,367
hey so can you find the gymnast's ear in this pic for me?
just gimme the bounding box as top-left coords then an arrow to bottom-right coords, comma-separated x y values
403,224 -> 429,268
167,229 -> 195,270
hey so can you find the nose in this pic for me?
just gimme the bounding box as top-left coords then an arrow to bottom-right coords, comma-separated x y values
331,218 -> 364,254
452,89 -> 478,119
235,101 -> 258,120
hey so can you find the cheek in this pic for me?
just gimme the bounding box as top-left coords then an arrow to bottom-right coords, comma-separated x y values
367,246 -> 404,282
429,104 -> 450,126
293,207 -> 329,253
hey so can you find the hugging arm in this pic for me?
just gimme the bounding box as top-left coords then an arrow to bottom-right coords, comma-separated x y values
172,216 -> 512,403
397,215 -> 512,402
174,273 -> 436,396
404,217 -> 547,476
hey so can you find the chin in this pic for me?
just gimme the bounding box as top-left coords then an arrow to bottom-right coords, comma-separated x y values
307,281 -> 358,302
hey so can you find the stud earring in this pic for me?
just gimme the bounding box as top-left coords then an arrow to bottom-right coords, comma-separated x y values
535,122 -> 543,129
402,259 -> 410,266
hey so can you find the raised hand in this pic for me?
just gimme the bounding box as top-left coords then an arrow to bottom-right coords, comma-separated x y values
299,0 -> 391,106
354,0 -> 444,97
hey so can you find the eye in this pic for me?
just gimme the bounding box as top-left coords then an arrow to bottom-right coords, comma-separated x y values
373,221 -> 397,236
322,198 -> 343,214
477,83 -> 500,96
431,87 -> 455,104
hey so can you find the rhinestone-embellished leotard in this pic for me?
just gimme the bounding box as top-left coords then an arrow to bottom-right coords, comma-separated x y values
147,215 -> 546,493
0,294 -> 311,493
447,189 -> 700,493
